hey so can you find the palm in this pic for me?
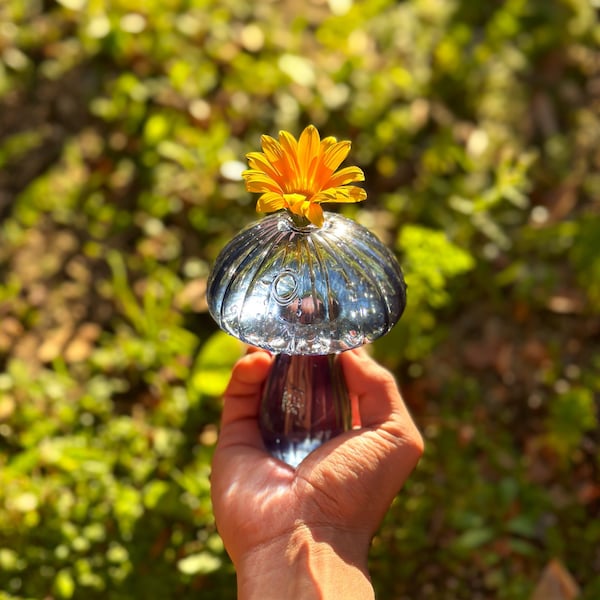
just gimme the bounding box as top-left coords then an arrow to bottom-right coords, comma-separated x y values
210,349 -> 423,566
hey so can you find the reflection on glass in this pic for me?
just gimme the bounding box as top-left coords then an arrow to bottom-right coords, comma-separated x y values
207,211 -> 406,356
260,354 -> 351,468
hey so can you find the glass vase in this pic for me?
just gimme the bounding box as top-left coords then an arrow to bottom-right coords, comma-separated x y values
207,211 -> 406,466
259,353 -> 351,468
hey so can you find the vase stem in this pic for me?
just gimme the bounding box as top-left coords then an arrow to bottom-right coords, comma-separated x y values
259,353 -> 351,468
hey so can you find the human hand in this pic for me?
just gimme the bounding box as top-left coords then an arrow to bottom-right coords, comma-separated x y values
210,347 -> 424,599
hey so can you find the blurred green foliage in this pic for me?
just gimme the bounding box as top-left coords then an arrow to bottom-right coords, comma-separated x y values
0,0 -> 599,598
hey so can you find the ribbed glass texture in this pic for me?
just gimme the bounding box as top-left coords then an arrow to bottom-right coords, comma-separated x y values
207,211 -> 406,355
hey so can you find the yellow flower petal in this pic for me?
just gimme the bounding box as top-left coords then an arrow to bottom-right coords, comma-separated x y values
327,165 -> 365,188
333,186 -> 367,202
283,193 -> 306,211
243,171 -> 283,194
246,152 -> 282,182
320,136 -> 338,151
305,202 -> 324,227
257,192 -> 285,213
311,189 -> 338,203
244,124 -> 367,227
278,130 -> 300,178
321,140 -> 351,172
260,135 -> 284,164
298,125 -> 321,175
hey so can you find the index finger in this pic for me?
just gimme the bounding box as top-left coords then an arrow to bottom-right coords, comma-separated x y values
221,349 -> 273,428
340,348 -> 424,452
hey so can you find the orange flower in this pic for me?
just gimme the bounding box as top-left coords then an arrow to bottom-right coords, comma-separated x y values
242,124 -> 366,227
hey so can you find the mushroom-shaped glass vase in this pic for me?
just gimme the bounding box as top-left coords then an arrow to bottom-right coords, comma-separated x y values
206,126 -> 407,467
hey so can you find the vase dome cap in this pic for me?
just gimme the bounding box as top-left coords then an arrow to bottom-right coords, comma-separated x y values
207,211 -> 406,355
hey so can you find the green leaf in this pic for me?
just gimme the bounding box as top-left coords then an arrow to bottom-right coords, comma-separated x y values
191,332 -> 244,397
0,548 -> 19,571
546,386 -> 598,457
53,569 -> 76,599
177,551 -> 222,575
452,528 -> 495,551
144,113 -> 171,146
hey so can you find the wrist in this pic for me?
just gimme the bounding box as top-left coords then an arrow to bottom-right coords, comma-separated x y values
235,524 -> 374,600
